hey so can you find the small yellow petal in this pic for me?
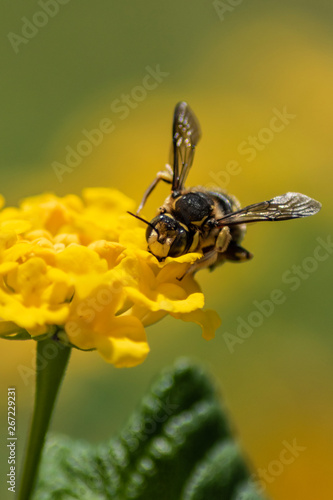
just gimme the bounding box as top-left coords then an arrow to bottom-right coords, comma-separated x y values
88,240 -> 125,269
0,290 -> 69,330
83,187 -> 135,212
119,227 -> 147,250
4,242 -> 35,262
98,336 -> 150,367
173,309 -> 221,340
96,316 -> 149,367
126,284 -> 204,313
55,245 -> 108,274
0,261 -> 18,275
0,219 -> 32,234
165,251 -> 202,265
6,257 -> 49,297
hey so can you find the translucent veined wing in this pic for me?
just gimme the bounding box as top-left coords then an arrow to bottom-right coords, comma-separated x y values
170,102 -> 201,192
217,192 -> 321,226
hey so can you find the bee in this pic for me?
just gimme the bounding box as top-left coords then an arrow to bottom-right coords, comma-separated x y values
129,102 -> 321,275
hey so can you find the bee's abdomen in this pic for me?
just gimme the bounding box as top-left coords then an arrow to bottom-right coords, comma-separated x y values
210,191 -> 235,216
210,191 -> 246,245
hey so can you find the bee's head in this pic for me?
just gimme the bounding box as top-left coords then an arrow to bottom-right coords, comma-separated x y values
127,211 -> 191,259
146,214 -> 190,259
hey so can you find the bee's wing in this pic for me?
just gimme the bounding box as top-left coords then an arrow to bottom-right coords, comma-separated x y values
170,102 -> 201,191
217,192 -> 321,226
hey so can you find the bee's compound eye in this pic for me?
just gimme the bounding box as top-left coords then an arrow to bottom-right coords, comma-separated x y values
145,225 -> 153,241
145,216 -> 161,242
168,228 -> 188,257
145,215 -> 189,259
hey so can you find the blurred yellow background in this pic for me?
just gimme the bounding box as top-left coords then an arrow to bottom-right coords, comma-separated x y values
1,1 -> 332,498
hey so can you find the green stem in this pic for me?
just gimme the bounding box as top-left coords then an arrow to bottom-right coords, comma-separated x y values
18,337 -> 71,500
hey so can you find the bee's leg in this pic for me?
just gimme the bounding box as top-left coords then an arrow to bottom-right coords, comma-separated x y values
137,165 -> 173,214
216,226 -> 232,252
178,227 -> 232,279
224,241 -> 253,262
177,249 -> 218,279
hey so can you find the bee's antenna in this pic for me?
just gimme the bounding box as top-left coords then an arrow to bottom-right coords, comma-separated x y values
127,211 -> 160,237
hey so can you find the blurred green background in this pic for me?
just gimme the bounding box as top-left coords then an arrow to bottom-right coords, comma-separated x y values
1,1 -> 333,498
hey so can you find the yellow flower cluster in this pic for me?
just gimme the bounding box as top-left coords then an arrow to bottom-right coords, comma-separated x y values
0,189 -> 220,367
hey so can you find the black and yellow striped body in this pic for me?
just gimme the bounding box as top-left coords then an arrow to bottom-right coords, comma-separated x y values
146,187 -> 252,270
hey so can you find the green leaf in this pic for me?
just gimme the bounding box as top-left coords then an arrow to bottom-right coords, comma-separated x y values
182,441 -> 248,500
33,358 -> 269,500
0,320 -> 30,339
232,480 -> 267,500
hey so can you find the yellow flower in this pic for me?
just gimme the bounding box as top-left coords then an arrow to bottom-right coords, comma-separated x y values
0,189 -> 221,367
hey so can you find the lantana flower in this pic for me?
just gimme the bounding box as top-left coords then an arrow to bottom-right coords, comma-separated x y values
0,188 -> 220,367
